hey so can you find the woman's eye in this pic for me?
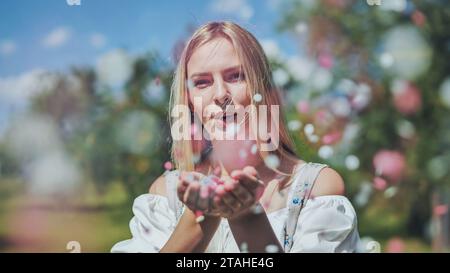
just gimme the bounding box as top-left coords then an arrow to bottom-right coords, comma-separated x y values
228,72 -> 245,82
194,80 -> 210,89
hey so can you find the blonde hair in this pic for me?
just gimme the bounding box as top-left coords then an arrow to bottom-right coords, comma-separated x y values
169,21 -> 297,172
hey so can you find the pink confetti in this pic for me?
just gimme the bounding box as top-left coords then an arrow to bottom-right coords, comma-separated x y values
213,166 -> 222,176
296,100 -> 310,114
373,177 -> 387,191
164,161 -> 173,170
195,210 -> 205,223
434,204 -> 448,216
412,10 -> 426,28
373,150 -> 406,182
318,53 -> 334,69
322,131 -> 342,145
200,185 -> 209,199
386,237 -> 405,253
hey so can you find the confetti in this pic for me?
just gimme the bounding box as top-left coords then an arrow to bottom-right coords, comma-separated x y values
345,155 -> 360,170
186,79 -> 195,91
427,156 -> 447,180
318,53 -> 334,69
354,182 -> 373,208
434,204 -> 448,216
225,123 -> 240,139
164,161 -> 173,170
192,154 -> 201,164
386,237 -> 404,253
195,210 -> 205,223
250,144 -> 258,155
373,177 -> 387,191
295,22 -> 307,34
303,123 -> 314,135
287,120 -> 302,131
318,145 -> 334,159
307,134 -> 319,143
239,149 -> 248,159
213,166 -> 222,176
296,100 -> 310,114
240,242 -> 249,253
439,77 -> 450,108
379,52 -> 394,68
321,132 -> 341,145
384,186 -> 398,198
253,93 -> 263,103
265,244 -> 279,253
264,154 -> 280,169
252,204 -> 264,214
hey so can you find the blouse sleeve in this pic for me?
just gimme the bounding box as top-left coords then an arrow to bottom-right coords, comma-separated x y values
111,194 -> 177,253
290,195 -> 360,253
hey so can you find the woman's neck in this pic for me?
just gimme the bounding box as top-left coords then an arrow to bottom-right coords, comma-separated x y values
254,153 -> 301,186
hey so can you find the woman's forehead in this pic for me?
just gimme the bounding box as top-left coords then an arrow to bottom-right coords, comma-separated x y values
187,37 -> 241,77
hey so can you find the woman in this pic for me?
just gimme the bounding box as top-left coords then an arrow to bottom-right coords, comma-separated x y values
111,21 -> 360,253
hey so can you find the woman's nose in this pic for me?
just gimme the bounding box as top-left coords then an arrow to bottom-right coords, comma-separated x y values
213,78 -> 229,105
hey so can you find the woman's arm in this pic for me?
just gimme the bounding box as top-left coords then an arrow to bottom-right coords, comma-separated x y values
212,167 -> 283,252
228,206 -> 283,253
149,174 -> 221,252
160,209 -> 221,252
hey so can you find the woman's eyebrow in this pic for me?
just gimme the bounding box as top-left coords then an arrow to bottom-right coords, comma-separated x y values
222,65 -> 242,74
190,65 -> 242,78
190,71 -> 210,78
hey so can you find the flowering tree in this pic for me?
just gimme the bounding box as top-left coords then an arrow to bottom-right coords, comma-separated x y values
270,0 -> 450,249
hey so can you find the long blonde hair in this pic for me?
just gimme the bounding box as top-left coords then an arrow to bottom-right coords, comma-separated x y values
169,21 -> 297,172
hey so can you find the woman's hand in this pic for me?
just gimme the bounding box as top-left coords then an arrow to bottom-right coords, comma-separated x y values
177,172 -> 204,211
177,171 -> 221,217
213,166 -> 265,220
177,167 -> 265,220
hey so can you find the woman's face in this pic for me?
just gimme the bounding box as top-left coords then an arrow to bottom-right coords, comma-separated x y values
187,37 -> 251,132
187,37 -> 261,171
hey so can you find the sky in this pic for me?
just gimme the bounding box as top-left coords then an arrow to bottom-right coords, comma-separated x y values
0,0 -> 298,77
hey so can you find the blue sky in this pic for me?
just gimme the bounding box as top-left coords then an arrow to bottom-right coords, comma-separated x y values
0,0 -> 298,77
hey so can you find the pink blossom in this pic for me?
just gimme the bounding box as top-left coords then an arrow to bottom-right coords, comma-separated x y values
164,161 -> 173,170
412,10 -> 426,28
434,204 -> 448,216
386,237 -> 405,253
393,83 -> 422,115
318,53 -> 334,69
373,150 -> 406,183
373,177 -> 387,191
322,131 -> 342,145
296,100 -> 310,114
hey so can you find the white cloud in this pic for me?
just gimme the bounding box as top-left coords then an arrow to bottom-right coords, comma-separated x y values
210,0 -> 254,21
90,33 -> 106,48
0,69 -> 56,108
0,40 -> 16,56
42,27 -> 71,48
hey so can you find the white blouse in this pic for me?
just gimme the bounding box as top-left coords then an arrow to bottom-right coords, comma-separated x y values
111,164 -> 360,253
